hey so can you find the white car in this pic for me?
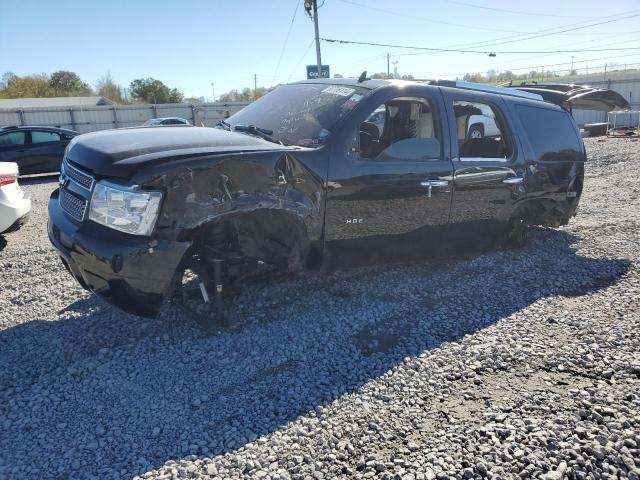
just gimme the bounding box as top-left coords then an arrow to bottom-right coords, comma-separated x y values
467,103 -> 501,139
0,162 -> 30,235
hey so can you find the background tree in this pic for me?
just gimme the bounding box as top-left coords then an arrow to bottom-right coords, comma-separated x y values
218,86 -> 271,102
49,70 -> 91,96
95,73 -> 126,103
0,72 -> 51,98
129,78 -> 183,103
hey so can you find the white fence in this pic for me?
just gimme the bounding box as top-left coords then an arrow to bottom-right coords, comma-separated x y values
0,102 -> 251,134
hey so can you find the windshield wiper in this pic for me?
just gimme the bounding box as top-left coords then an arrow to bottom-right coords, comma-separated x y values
233,124 -> 284,145
215,120 -> 231,130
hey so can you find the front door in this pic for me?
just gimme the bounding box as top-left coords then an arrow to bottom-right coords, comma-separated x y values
324,89 -> 453,266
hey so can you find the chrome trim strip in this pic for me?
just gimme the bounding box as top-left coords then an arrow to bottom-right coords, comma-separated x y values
59,188 -> 88,222
64,161 -> 95,192
458,156 -> 508,163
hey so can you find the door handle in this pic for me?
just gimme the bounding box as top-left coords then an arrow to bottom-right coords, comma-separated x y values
420,180 -> 449,187
420,179 -> 449,198
502,176 -> 524,185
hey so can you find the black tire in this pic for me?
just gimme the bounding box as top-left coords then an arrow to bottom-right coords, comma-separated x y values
468,124 -> 484,140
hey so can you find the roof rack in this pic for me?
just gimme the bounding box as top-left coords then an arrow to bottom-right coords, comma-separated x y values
428,80 -> 543,101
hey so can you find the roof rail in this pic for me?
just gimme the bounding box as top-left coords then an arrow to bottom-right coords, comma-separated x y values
0,125 -> 20,130
429,80 -> 543,101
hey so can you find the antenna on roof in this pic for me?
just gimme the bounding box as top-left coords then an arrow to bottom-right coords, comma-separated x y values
358,71 -> 368,83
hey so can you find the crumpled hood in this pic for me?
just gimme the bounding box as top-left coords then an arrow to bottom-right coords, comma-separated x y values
65,126 -> 295,178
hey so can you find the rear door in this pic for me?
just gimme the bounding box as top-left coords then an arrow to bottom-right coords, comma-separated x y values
324,86 -> 454,265
23,130 -> 66,174
440,89 -> 527,250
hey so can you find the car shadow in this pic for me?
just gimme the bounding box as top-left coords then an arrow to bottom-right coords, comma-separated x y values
0,228 -> 631,478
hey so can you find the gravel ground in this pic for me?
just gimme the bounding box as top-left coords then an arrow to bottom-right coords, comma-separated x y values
0,137 -> 638,480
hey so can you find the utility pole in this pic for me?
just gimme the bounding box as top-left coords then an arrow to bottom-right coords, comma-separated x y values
254,74 -> 258,100
211,82 -> 215,103
392,60 -> 399,79
312,0 -> 322,77
570,55 -> 574,72
305,1 -> 322,78
387,53 -> 390,79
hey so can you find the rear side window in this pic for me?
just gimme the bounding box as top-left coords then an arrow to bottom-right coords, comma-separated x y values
0,131 -> 26,146
453,100 -> 511,160
31,131 -> 61,143
516,105 -> 582,159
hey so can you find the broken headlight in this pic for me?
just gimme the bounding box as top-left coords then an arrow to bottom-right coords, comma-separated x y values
88,181 -> 162,236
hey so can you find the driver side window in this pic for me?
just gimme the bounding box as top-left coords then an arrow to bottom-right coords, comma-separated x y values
358,96 -> 441,161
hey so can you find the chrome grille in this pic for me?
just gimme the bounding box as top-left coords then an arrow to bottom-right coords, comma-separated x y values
59,188 -> 87,221
64,161 -> 94,191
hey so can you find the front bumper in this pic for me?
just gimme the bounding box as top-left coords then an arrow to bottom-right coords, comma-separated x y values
48,189 -> 191,317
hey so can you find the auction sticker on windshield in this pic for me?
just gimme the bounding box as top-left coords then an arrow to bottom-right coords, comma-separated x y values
322,86 -> 355,96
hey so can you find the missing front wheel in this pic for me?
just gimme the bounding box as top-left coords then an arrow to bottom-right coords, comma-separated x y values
172,258 -> 228,330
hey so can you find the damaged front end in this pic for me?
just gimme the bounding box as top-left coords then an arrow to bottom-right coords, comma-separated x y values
47,127 -> 325,321
142,151 -> 325,324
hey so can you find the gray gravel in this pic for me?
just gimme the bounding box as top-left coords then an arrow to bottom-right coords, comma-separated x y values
0,137 -> 639,480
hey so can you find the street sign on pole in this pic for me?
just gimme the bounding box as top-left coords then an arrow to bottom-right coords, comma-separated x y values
306,65 -> 330,79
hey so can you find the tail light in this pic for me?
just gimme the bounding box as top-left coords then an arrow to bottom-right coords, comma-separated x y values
0,173 -> 18,187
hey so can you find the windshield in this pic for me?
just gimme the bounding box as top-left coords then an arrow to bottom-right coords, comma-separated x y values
223,83 -> 369,147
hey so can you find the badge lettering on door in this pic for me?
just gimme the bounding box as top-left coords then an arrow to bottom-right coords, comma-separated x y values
346,218 -> 363,224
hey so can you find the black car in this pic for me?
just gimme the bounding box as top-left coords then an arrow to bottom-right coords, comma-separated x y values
0,126 -> 78,175
47,78 -> 629,321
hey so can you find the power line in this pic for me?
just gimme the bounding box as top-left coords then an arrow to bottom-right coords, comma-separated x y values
441,0 -> 597,19
336,0 -> 638,42
435,11 -> 640,52
329,3 -> 640,72
321,37 -> 640,55
329,34 -> 640,76
287,39 -> 315,82
417,53 -> 640,79
335,0 -> 526,34
272,0 -> 301,84
375,8 -> 640,56
390,35 -> 640,79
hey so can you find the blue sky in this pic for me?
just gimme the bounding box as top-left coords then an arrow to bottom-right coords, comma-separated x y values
1,0 -> 639,100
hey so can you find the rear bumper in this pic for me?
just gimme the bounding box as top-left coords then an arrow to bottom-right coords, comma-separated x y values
47,189 -> 191,318
0,192 -> 30,234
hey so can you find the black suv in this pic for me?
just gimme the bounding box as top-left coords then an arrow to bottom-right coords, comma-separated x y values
0,126 -> 78,175
47,79 -> 629,319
